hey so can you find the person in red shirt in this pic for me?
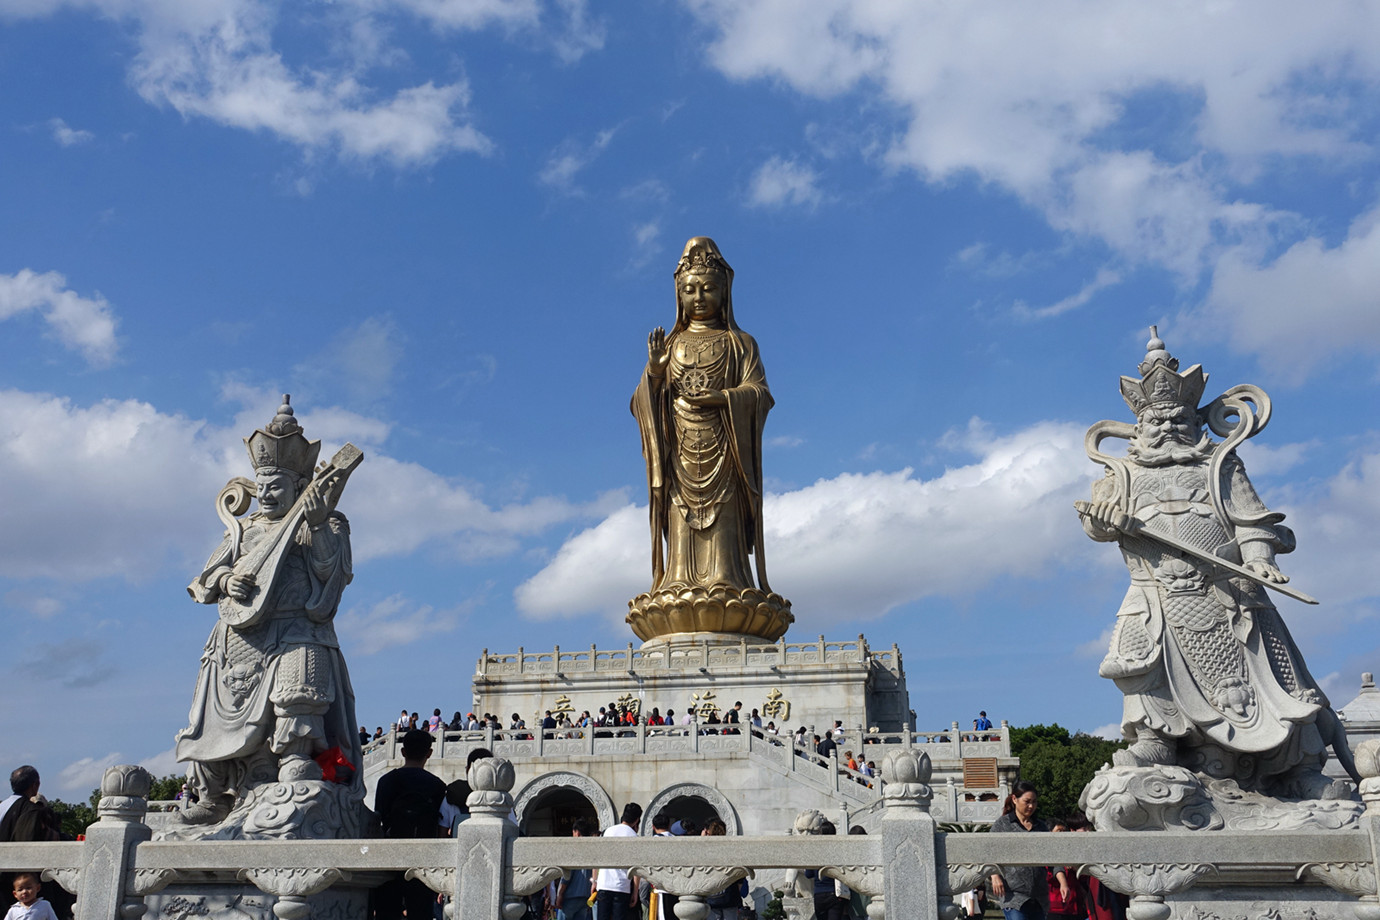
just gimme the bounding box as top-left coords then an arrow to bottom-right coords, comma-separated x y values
1045,822 -> 1083,918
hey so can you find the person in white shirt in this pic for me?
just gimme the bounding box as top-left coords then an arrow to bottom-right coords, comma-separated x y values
593,803 -> 642,920
7,873 -> 58,920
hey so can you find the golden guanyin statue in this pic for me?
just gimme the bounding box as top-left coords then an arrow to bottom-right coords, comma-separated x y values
628,237 -> 792,644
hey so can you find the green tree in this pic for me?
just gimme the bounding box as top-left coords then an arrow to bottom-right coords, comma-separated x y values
47,794 -> 97,838
1009,724 -> 1126,820
1008,722 -> 1072,755
148,773 -> 185,802
48,772 -> 186,836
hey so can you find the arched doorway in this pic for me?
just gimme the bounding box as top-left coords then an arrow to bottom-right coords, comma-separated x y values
513,770 -> 616,836
523,786 -> 599,837
641,782 -> 740,835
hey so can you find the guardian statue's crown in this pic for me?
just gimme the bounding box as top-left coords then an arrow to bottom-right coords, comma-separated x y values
244,395 -> 320,478
1119,326 -> 1208,417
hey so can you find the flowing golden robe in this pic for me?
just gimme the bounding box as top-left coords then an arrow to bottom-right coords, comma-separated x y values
632,326 -> 773,594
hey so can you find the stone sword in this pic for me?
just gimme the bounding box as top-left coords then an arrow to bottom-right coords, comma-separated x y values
1074,499 -> 1318,605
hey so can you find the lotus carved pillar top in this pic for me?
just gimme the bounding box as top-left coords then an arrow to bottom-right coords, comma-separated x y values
628,237 -> 793,645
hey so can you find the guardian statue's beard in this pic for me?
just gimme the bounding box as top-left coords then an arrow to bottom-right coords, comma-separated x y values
1127,430 -> 1216,466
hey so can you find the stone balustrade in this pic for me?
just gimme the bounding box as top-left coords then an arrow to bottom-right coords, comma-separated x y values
6,753 -> 1380,920
476,634 -> 903,677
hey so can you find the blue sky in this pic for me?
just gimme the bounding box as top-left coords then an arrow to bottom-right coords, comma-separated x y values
3,0 -> 1380,798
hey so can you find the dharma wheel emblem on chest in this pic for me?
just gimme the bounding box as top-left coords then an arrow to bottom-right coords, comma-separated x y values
679,368 -> 711,397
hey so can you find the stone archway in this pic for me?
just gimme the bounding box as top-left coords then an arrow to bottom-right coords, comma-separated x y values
640,782 -> 741,836
513,770 -> 616,835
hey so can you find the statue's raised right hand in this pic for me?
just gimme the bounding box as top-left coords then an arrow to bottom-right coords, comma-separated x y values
648,327 -> 669,376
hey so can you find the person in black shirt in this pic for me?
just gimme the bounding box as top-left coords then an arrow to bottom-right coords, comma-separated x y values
372,730 -> 446,920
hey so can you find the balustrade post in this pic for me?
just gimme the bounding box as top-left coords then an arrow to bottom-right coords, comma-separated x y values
638,718 -> 647,754
952,721 -> 962,756
879,749 -> 938,920
831,750 -> 841,792
76,765 -> 153,920
1355,740 -> 1380,920
486,723 -> 496,752
902,724 -> 912,749
455,756 -> 518,920
517,646 -> 524,674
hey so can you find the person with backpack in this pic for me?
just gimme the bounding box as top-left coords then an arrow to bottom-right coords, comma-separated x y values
372,729 -> 446,920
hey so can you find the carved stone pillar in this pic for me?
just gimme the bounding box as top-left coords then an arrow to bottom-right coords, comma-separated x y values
455,756 -> 518,920
1354,740 -> 1380,920
75,765 -> 154,920
879,748 -> 937,920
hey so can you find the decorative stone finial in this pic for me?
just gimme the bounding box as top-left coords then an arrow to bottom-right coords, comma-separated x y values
881,749 -> 932,809
1364,672 -> 1375,689
98,765 -> 152,823
267,395 -> 302,436
1138,325 -> 1177,375
466,757 -> 516,815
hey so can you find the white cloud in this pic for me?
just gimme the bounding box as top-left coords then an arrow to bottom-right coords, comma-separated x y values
1076,627 -> 1113,661
1198,206 -> 1380,375
1234,440 -> 1314,479
139,745 -> 183,782
4,0 -> 499,167
58,752 -> 122,795
538,126 -> 619,192
336,593 -> 469,653
1281,449 -> 1380,618
1089,722 -> 1123,741
294,316 -> 406,402
51,745 -> 181,797
515,503 -> 647,620
1013,266 -> 1121,320
633,221 -> 659,249
0,390 -> 238,580
385,0 -> 604,63
689,0 -> 1380,279
747,156 -> 822,209
0,388 -> 616,581
4,589 -> 64,619
517,420 -> 1098,624
48,117 -> 93,146
0,269 -> 119,365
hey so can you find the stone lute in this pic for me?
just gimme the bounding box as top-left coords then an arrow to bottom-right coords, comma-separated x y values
1073,499 -> 1318,605
219,442 -> 364,628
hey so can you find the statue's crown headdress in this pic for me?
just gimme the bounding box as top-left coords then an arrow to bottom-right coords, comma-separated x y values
675,237 -> 731,279
244,395 -> 320,478
1119,327 -> 1208,417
